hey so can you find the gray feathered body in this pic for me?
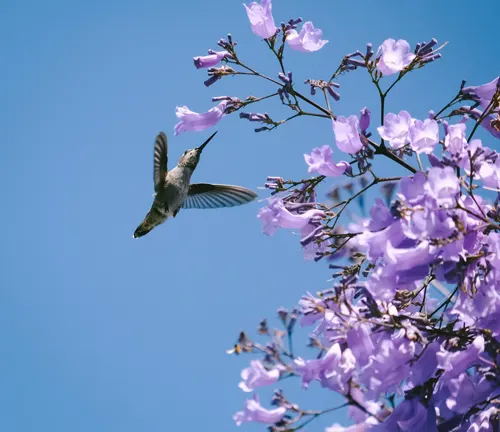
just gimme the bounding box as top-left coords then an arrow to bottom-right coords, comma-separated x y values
134,166 -> 192,236
158,166 -> 193,215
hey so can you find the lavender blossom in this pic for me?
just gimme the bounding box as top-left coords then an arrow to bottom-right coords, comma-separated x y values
478,157 -> 500,191
238,360 -> 280,392
257,198 -> 326,236
376,39 -> 416,76
304,145 -> 350,177
243,0 -> 277,39
456,106 -> 500,139
285,21 -> 328,52
332,115 -> 365,154
424,166 -> 460,205
372,398 -> 437,431
174,101 -> 229,135
377,111 -> 414,149
436,336 -> 485,382
408,118 -> 439,154
462,76 -> 500,111
301,221 -> 329,261
233,394 -> 286,426
193,50 -> 231,69
359,107 -> 371,133
444,123 -> 468,159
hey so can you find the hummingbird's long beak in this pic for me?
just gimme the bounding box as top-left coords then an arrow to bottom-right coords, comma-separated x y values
197,131 -> 218,152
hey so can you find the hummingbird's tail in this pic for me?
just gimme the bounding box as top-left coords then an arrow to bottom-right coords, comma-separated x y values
133,222 -> 154,239
133,210 -> 167,238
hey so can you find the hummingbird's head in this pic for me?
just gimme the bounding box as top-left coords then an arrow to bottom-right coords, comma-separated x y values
177,131 -> 218,169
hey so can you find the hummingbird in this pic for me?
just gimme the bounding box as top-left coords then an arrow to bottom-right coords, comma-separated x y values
133,131 -> 258,238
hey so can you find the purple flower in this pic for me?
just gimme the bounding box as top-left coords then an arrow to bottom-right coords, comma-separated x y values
407,341 -> 440,388
377,111 -> 414,149
285,21 -> 328,52
238,360 -> 280,392
372,398 -> 437,431
436,336 -> 485,382
257,198 -> 325,236
424,166 -> 460,205
384,240 -> 431,272
478,157 -> 500,191
174,101 -> 228,135
347,323 -> 374,368
233,394 -> 286,426
463,107 -> 500,139
332,115 -> 364,154
360,107 -> 371,133
408,119 -> 439,154
462,76 -> 499,110
444,373 -> 492,414
301,221 -> 329,261
444,123 -> 468,159
367,199 -> 394,231
298,293 -> 328,326
376,39 -> 416,76
294,356 -> 326,388
358,217 -> 405,262
294,343 -> 355,392
320,344 -> 356,393
304,145 -> 350,177
399,172 -> 427,205
243,0 -> 277,39
193,50 -> 231,69
466,406 -> 500,432
361,333 -> 416,397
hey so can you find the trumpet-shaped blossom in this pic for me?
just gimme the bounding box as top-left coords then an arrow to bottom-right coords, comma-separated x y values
332,116 -> 364,154
286,21 -> 328,52
174,101 -> 228,135
436,336 -> 485,382
377,111 -> 414,149
238,360 -> 280,392
304,145 -> 350,177
444,123 -> 468,159
399,172 -> 427,204
233,394 -> 286,426
257,198 -> 325,236
408,118 -> 439,154
424,166 -> 460,205
462,76 -> 500,110
462,107 -> 500,139
293,343 -> 355,392
444,373 -> 492,414
372,398 -> 437,431
478,157 -> 500,191
376,39 -> 416,76
384,240 -> 431,272
193,50 -> 231,69
243,0 -> 277,39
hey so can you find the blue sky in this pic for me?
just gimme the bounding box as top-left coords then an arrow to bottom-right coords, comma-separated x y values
1,0 -> 499,430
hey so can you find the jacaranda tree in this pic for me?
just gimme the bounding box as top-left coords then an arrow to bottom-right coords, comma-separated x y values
174,1 -> 500,430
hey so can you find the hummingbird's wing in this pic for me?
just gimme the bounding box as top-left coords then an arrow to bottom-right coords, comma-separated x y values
153,132 -> 168,192
182,184 -> 258,209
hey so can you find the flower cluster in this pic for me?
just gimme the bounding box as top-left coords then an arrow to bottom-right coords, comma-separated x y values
173,0 -> 500,429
